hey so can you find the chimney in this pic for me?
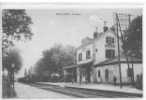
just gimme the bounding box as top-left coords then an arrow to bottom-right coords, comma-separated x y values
103,21 -> 108,32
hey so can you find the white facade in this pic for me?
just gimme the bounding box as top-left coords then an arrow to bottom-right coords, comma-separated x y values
93,63 -> 142,84
76,30 -> 122,65
94,31 -> 122,64
76,43 -> 93,64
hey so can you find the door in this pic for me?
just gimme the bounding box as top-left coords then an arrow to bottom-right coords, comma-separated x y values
105,69 -> 109,82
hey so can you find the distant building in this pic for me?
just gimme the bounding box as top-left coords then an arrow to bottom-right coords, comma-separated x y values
63,26 -> 142,85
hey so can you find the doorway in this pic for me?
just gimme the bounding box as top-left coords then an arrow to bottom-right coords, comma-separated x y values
105,69 -> 109,82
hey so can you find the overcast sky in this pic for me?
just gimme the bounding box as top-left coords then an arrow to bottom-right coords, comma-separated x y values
15,8 -> 142,77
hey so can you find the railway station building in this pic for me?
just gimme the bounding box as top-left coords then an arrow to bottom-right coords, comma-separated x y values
63,26 -> 142,85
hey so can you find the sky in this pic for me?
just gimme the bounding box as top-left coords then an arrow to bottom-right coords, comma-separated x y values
15,8 -> 142,77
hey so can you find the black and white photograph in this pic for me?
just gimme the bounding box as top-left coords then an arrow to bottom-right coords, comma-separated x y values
1,3 -> 143,98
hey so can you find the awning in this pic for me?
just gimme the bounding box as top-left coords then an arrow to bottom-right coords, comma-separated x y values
63,64 -> 78,69
63,61 -> 93,69
78,61 -> 93,68
94,56 -> 142,67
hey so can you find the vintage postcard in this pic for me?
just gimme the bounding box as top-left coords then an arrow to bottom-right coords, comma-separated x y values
1,3 -> 143,98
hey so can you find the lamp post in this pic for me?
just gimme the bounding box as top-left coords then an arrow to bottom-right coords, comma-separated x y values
11,63 -> 15,88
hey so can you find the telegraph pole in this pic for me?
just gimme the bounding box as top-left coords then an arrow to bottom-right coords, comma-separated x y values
128,14 -> 135,85
116,13 -> 122,88
117,13 -> 134,86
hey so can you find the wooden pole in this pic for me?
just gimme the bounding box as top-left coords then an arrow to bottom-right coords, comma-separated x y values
116,14 -> 131,85
116,13 -> 122,88
128,14 -> 135,85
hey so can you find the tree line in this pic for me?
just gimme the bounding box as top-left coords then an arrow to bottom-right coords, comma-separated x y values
29,44 -> 76,82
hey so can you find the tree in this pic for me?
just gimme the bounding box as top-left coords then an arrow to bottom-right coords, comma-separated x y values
2,9 -> 33,71
34,44 -> 76,80
2,10 -> 33,97
2,48 -> 22,73
2,9 -> 33,50
122,16 -> 142,58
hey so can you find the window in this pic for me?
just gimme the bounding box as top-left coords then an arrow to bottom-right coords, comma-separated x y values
86,50 -> 91,59
78,53 -> 82,61
106,36 -> 114,44
98,70 -> 100,77
105,49 -> 115,59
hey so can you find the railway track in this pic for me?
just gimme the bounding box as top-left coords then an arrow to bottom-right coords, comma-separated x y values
29,83 -> 142,98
